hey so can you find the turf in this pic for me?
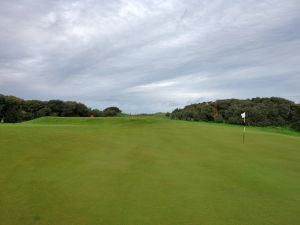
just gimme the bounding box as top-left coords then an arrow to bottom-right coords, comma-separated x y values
0,116 -> 299,225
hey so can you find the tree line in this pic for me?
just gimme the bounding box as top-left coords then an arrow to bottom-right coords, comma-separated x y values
169,97 -> 300,131
0,94 -> 122,123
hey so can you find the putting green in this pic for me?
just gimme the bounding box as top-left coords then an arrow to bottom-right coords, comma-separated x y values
0,116 -> 299,225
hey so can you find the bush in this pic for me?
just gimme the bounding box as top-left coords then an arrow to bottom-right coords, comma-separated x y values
170,97 -> 300,131
0,93 -> 123,123
103,107 -> 122,117
291,104 -> 300,131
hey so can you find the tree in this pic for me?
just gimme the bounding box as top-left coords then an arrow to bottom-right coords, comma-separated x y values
103,107 -> 121,116
61,101 -> 77,117
47,100 -> 64,116
0,94 -> 5,122
75,103 -> 90,117
291,104 -> 300,131
0,94 -> 121,122
23,100 -> 46,113
23,100 -> 46,119
2,96 -> 24,123
90,109 -> 103,117
36,107 -> 51,117
170,97 -> 300,131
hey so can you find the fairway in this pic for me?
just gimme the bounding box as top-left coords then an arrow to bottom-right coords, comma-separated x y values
0,116 -> 300,225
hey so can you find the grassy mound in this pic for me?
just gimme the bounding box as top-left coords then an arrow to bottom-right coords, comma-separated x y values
23,116 -> 164,126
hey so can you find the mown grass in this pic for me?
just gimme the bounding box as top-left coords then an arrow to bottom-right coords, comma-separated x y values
0,116 -> 299,225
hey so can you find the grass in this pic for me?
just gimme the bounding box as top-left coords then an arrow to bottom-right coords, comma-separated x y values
0,116 -> 300,225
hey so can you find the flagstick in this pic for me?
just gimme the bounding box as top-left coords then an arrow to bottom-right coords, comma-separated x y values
243,117 -> 246,144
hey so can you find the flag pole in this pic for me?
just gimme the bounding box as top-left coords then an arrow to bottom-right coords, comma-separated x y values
243,123 -> 246,144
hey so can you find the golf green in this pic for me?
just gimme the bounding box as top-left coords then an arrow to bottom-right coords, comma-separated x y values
0,116 -> 299,225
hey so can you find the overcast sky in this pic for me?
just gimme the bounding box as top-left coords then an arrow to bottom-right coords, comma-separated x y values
0,0 -> 300,113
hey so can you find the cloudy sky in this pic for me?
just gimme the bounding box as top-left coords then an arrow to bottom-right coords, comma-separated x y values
0,0 -> 300,113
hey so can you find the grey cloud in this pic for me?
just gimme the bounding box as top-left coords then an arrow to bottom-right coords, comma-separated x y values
0,0 -> 300,113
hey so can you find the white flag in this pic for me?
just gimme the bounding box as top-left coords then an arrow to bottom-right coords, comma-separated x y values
241,112 -> 246,119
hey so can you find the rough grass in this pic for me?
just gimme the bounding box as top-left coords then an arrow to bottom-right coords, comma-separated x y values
0,116 -> 300,225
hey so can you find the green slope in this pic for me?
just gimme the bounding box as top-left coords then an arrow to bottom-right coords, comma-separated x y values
0,116 -> 300,225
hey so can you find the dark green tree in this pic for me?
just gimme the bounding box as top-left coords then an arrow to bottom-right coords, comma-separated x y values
291,104 -> 300,131
2,96 -> 24,122
103,107 -> 122,116
90,109 -> 104,117
47,100 -> 65,116
75,103 -> 90,117
170,97 -> 300,131
0,94 -> 5,122
61,101 -> 77,117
